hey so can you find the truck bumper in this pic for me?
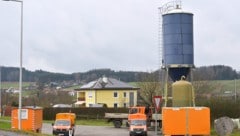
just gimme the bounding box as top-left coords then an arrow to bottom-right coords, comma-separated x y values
130,131 -> 147,136
53,129 -> 73,136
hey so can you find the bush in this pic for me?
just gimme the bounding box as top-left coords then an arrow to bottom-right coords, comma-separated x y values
43,107 -> 128,120
196,98 -> 240,123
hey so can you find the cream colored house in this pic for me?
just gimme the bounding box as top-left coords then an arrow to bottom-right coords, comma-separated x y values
75,77 -> 139,108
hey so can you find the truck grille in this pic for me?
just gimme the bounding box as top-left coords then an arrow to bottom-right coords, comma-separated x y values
133,128 -> 144,131
56,129 -> 67,131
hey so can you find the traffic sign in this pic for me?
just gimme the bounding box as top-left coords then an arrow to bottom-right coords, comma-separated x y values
153,96 -> 162,111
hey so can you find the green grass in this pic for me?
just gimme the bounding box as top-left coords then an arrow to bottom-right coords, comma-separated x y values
0,116 -> 11,120
1,82 -> 33,90
208,79 -> 240,93
0,120 -> 11,130
76,119 -> 112,126
65,85 -> 81,90
211,129 -> 240,136
44,119 -> 112,126
0,116 -> 12,130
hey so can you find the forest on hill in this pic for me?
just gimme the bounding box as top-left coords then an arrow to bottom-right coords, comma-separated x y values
0,65 -> 239,83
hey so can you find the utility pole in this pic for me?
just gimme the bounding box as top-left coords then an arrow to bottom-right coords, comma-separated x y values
234,79 -> 237,102
2,0 -> 23,130
0,66 -> 2,117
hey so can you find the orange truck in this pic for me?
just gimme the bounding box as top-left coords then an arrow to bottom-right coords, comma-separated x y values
105,106 -> 148,128
128,111 -> 148,136
105,106 -> 161,129
52,113 -> 76,136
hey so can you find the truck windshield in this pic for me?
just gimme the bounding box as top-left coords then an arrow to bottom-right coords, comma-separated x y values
55,120 -> 70,126
130,120 -> 146,126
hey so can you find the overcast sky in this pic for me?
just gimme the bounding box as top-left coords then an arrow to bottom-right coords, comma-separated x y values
0,0 -> 239,73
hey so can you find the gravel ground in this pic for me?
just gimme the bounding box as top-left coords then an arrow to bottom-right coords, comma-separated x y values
1,123 -> 160,136
42,123 -> 159,136
0,130 -> 28,136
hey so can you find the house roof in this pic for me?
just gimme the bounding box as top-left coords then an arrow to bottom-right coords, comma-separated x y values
77,77 -> 139,90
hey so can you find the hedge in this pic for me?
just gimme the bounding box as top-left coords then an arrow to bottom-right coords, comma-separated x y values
43,107 -> 129,120
196,98 -> 240,123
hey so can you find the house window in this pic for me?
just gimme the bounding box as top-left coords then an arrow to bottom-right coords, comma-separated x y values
88,92 -> 93,98
20,109 -> 28,119
123,92 -> 127,98
124,103 -> 127,108
114,103 -> 118,108
113,92 -> 118,98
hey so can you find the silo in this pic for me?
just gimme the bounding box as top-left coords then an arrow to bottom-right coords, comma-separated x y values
162,8 -> 194,81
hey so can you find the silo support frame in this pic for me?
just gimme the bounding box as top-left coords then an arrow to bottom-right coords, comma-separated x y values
163,68 -> 169,107
189,68 -> 196,106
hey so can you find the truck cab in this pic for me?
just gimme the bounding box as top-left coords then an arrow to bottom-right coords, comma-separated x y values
129,113 -> 147,136
52,113 -> 76,136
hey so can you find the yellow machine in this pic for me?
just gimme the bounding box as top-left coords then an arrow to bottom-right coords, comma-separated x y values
172,77 -> 195,107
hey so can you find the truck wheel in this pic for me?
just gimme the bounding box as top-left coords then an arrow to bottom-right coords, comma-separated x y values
126,122 -> 129,127
113,120 -> 122,128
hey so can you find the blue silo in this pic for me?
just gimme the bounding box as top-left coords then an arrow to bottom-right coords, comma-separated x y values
162,9 -> 194,81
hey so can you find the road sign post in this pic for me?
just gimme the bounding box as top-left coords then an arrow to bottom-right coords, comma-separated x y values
153,96 -> 162,136
154,96 -> 162,111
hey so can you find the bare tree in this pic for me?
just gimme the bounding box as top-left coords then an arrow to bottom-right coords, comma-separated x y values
137,73 -> 162,106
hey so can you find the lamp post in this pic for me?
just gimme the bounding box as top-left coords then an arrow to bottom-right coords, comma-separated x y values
234,79 -> 237,102
2,0 -> 23,130
0,66 -> 2,117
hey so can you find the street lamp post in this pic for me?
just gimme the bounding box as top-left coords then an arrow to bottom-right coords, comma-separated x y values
2,0 -> 23,130
0,66 -> 2,117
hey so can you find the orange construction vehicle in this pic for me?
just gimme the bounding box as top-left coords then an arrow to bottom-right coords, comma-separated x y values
52,113 -> 76,136
105,106 -> 161,129
128,107 -> 148,136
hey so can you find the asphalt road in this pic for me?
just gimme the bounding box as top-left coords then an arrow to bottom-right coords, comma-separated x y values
42,123 -> 159,136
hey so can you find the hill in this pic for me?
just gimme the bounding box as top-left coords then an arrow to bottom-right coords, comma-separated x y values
0,65 -> 239,84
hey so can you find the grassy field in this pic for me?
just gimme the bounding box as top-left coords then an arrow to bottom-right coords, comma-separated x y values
1,82 -> 33,90
208,79 -> 240,92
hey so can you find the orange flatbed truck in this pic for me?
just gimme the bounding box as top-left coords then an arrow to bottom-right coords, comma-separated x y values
52,113 -> 76,136
105,106 -> 161,128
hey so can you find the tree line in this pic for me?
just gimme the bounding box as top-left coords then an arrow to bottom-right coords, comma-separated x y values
0,65 -> 239,83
